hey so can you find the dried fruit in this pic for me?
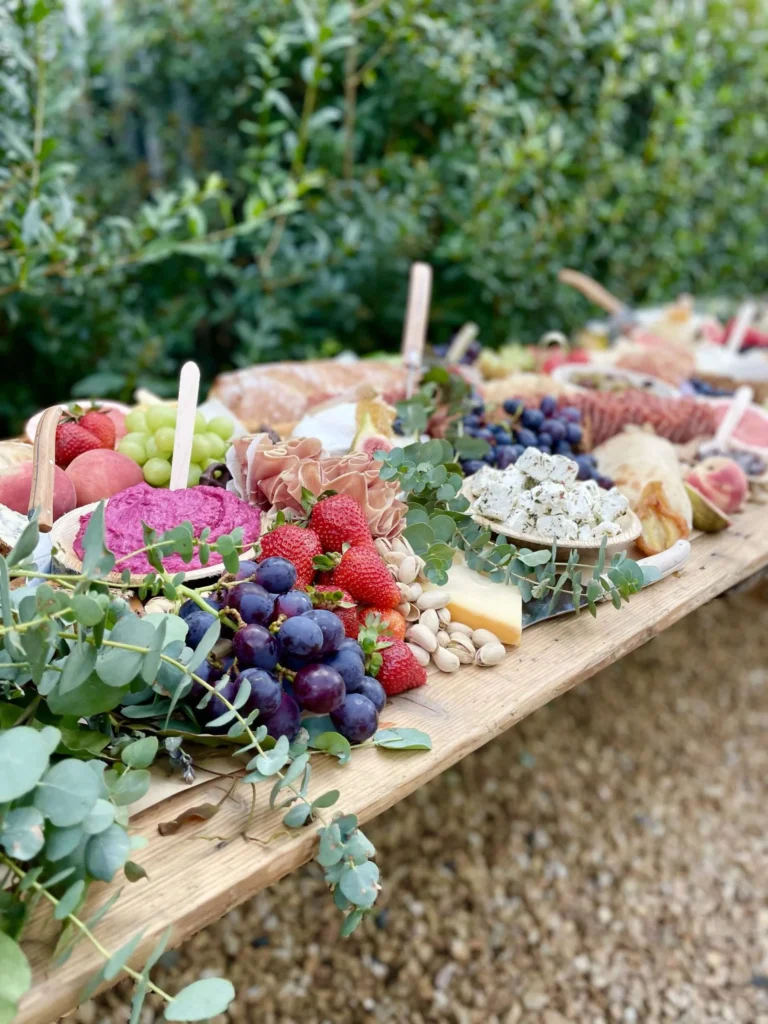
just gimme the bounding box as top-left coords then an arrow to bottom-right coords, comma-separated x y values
684,484 -> 732,533
258,524 -> 323,589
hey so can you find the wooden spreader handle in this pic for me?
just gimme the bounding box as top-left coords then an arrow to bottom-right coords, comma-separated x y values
401,262 -> 433,397
30,406 -> 63,532
558,269 -> 625,315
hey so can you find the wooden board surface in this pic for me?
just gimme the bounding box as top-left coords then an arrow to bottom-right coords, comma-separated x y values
18,503 -> 768,1024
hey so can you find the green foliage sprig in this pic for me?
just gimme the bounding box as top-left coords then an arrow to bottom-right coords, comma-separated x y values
0,506 -> 428,1018
377,440 -> 658,613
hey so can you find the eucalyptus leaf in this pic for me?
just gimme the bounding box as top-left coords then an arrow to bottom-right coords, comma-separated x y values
316,822 -> 344,867
104,929 -> 145,980
0,727 -> 51,802
85,824 -> 132,882
54,879 -> 86,921
310,789 -> 340,810
80,503 -> 115,577
71,595 -> 106,627
141,618 -> 167,684
6,517 -> 40,568
342,829 -> 376,864
283,803 -> 311,828
164,978 -> 235,1021
45,826 -> 85,862
82,799 -> 116,836
0,807 -> 45,861
339,860 -> 380,908
105,769 -> 151,807
0,933 -> 31,1022
340,908 -> 365,936
59,644 -> 98,695
121,737 -> 159,770
185,620 -> 221,673
312,731 -> 352,765
0,558 -> 11,627
34,759 -> 99,827
373,727 -> 432,751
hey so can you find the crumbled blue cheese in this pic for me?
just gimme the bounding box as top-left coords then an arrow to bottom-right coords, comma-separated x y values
470,450 -> 629,541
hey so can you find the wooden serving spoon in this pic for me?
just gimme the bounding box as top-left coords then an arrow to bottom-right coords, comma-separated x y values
29,406 -> 63,532
401,262 -> 433,398
169,361 -> 201,491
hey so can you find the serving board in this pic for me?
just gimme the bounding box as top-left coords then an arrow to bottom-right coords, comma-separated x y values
16,501 -> 768,1024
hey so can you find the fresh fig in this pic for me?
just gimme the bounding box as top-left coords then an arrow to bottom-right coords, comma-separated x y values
684,483 -> 732,533
685,456 -> 748,515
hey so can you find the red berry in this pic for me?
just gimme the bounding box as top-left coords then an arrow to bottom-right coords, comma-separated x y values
309,494 -> 373,553
55,422 -> 101,468
331,546 -> 401,609
375,640 -> 427,696
308,585 -> 359,638
78,410 -> 116,449
258,524 -> 322,589
357,606 -> 406,641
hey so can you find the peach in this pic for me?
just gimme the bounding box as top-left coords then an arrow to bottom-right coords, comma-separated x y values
685,456 -> 748,516
106,407 -> 127,442
0,462 -> 77,521
65,449 -> 144,507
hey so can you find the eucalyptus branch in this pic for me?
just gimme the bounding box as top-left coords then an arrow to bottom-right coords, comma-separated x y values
0,856 -> 174,1003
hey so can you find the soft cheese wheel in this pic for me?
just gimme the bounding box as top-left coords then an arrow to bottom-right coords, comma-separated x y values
433,563 -> 522,646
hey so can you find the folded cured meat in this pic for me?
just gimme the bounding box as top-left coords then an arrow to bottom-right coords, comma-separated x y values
593,429 -> 692,555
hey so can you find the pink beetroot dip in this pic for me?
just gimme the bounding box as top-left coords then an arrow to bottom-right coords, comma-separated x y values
73,483 -> 261,575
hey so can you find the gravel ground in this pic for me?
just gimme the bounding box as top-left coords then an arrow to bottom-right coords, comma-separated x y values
89,588 -> 768,1024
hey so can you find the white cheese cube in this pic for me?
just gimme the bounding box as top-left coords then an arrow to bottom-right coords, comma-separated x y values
516,447 -> 555,482
594,520 -> 621,537
535,514 -> 578,540
548,455 -> 579,484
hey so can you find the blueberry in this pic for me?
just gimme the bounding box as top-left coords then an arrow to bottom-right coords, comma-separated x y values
495,430 -> 512,446
574,455 -> 593,481
503,398 -> 522,415
356,676 -> 387,712
540,396 -> 557,416
585,453 -> 598,465
521,408 -> 545,430
392,416 -> 405,436
538,444 -> 552,455
185,609 -> 218,648
542,418 -> 566,442
565,423 -> 583,445
515,428 -> 538,448
483,449 -> 498,465
596,475 -> 614,489
471,401 -> 486,415
324,647 -> 365,689
463,414 -> 483,429
496,445 -> 517,469
561,406 -> 582,423
554,439 -> 573,455
475,427 -> 494,442
538,431 -> 553,448
179,597 -> 221,621
461,459 -> 485,475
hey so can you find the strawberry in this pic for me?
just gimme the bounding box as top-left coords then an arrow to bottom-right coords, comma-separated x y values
357,606 -> 406,641
330,546 -> 401,609
308,585 -> 359,638
309,494 -> 373,553
375,640 -> 427,696
55,421 -> 101,468
78,409 -> 116,449
258,524 -> 322,589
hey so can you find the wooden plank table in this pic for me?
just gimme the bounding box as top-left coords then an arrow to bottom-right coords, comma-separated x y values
18,502 -> 768,1023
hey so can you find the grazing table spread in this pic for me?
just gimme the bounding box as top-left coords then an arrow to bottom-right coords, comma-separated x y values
15,501 -> 768,1024
4,266 -> 768,1024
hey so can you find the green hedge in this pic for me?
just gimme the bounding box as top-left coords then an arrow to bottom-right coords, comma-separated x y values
1,0 -> 767,433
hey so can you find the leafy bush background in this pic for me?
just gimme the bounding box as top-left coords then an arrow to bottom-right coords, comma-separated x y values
1,0 -> 767,434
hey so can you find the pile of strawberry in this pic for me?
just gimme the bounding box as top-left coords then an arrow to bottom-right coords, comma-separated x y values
55,407 -> 116,468
257,494 -> 427,696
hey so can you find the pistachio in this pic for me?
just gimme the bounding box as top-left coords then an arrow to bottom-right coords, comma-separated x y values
398,555 -> 419,585
432,646 -> 460,673
405,623 -> 438,652
471,628 -> 501,648
418,608 -> 440,634
416,590 -> 451,611
475,641 -> 506,667
405,642 -> 431,667
391,537 -> 412,555
144,596 -> 174,615
397,582 -> 422,603
436,630 -> 450,648
404,603 -> 421,622
374,538 -> 391,558
448,621 -> 474,639
437,607 -> 452,625
447,641 -> 475,664
448,633 -> 476,657
385,550 -> 407,567
396,600 -> 411,616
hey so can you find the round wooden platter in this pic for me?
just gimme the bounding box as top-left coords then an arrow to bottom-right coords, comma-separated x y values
50,501 -> 256,585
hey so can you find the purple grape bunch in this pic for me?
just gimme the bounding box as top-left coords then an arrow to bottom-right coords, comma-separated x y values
459,395 -> 614,489
189,566 -> 383,745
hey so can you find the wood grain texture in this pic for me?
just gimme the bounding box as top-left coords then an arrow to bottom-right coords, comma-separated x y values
17,503 -> 768,1024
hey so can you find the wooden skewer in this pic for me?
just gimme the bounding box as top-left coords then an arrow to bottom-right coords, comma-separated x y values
169,362 -> 201,491
558,269 -> 625,315
29,406 -> 63,532
725,301 -> 757,356
445,322 -> 479,365
401,262 -> 433,397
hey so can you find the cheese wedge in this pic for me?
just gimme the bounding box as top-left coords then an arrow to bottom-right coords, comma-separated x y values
440,562 -> 522,646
